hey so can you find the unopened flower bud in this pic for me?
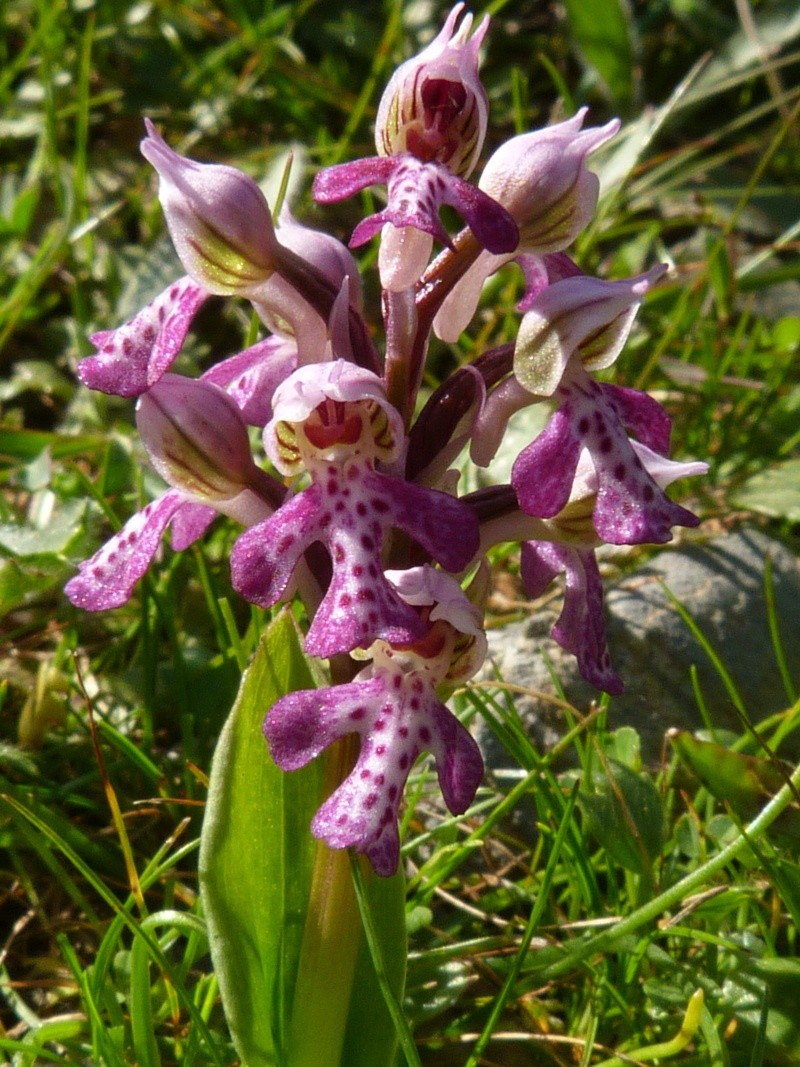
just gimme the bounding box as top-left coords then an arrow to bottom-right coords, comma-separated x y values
513,266 -> 667,397
141,120 -> 280,295
376,3 -> 489,177
137,375 -> 258,501
479,108 -> 619,252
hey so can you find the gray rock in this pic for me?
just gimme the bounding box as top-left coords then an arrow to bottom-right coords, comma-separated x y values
478,528 -> 800,771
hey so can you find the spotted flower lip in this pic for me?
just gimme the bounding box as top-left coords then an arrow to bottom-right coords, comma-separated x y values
519,439 -> 707,695
263,565 -> 486,875
230,454 -> 479,659
78,276 -> 209,398
512,365 -> 705,546
375,2 -> 489,178
141,119 -> 280,295
65,489 -> 214,612
66,375 -> 281,614
521,540 -> 623,696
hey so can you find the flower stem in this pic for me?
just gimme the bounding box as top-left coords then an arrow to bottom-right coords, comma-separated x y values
288,737 -> 361,1067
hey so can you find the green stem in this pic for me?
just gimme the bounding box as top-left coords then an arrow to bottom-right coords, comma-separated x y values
288,739 -> 362,1067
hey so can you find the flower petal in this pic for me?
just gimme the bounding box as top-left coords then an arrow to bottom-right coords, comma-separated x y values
603,383 -> 672,456
521,541 -> 622,695
202,335 -> 298,427
350,156 -> 517,257
372,469 -> 480,572
312,155 -> 396,204
511,405 -> 582,518
79,278 -> 208,397
65,489 -> 186,610
169,501 -> 217,550
304,529 -> 425,657
230,484 -> 326,608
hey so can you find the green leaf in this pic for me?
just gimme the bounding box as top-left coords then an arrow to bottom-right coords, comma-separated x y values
0,499 -> 86,557
562,0 -> 634,110
732,459 -> 800,523
669,730 -> 800,845
580,758 -> 664,877
199,610 -> 324,1066
721,956 -> 800,1063
0,428 -> 106,463
0,555 -> 68,617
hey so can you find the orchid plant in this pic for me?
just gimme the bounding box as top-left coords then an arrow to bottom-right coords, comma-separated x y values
67,5 -> 706,1063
